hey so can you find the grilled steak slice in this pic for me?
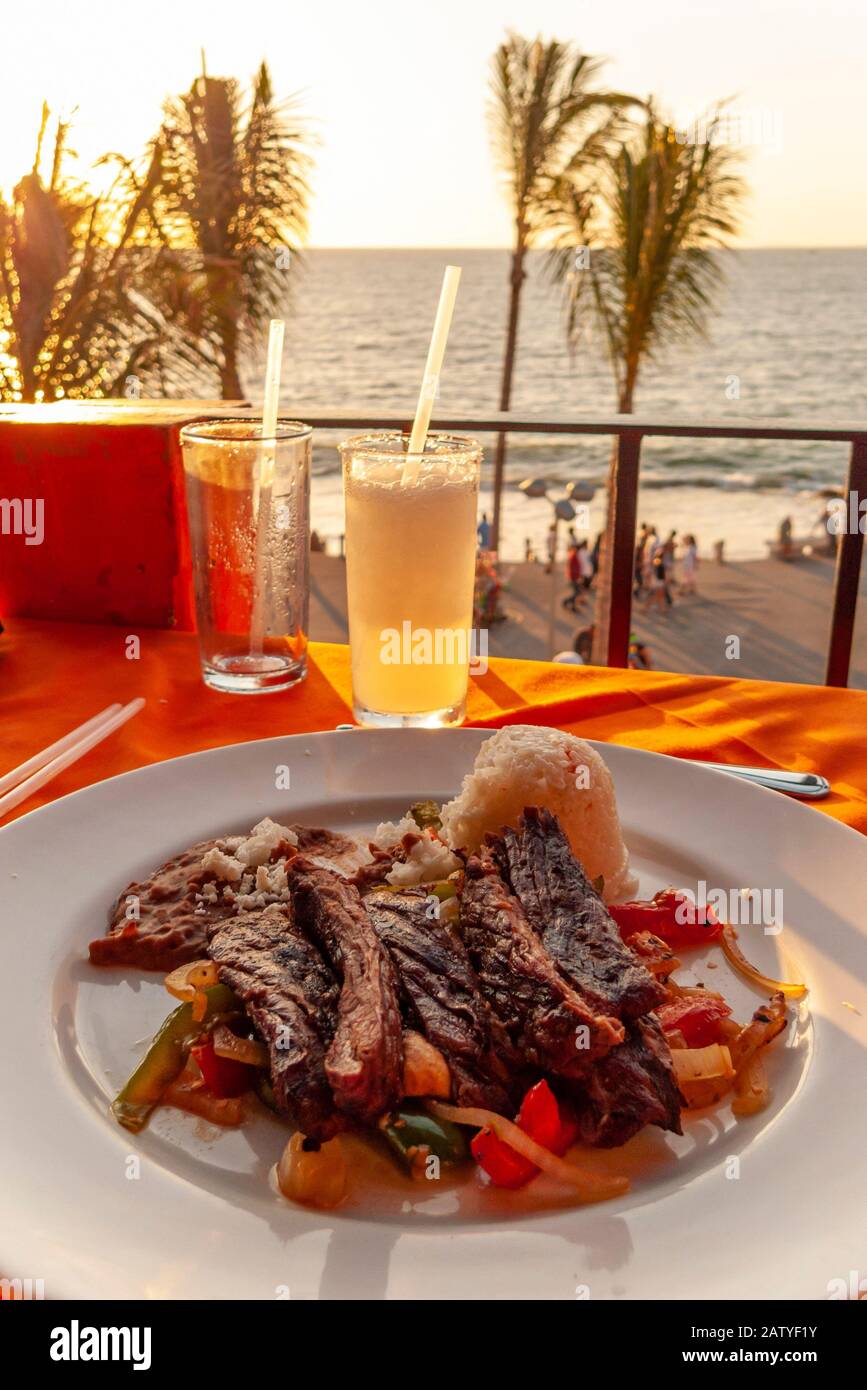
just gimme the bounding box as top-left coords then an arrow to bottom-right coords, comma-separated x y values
365,887 -> 520,1111
90,838 -> 242,971
568,1015 -> 683,1147
460,850 -> 624,1078
208,904 -> 341,1141
287,858 -> 403,1123
497,807 -> 666,1020
292,825 -> 373,877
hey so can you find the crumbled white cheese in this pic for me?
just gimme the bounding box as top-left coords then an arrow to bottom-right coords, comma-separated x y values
202,847 -> 244,883
270,861 -> 288,895
201,882 -> 218,904
235,817 -> 298,867
234,891 -> 267,911
386,832 -> 461,888
201,818 -> 298,884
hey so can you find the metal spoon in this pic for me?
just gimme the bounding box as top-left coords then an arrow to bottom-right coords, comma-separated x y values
696,761 -> 830,799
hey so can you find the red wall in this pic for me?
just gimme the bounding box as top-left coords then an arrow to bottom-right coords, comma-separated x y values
0,406 -> 239,629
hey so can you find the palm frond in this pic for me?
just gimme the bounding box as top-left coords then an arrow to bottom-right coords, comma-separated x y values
488,31 -> 636,245
548,103 -> 747,407
0,103 -> 221,402
152,60 -> 314,394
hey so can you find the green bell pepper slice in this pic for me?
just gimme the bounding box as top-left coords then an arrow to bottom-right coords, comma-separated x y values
111,983 -> 240,1133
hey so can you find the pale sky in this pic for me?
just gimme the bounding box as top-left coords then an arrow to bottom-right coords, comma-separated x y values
5,0 -> 866,247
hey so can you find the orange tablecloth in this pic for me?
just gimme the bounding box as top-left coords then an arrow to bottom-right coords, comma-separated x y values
3,617 -> 867,833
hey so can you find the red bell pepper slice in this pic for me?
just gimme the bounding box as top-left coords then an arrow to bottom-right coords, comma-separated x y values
656,996 -> 732,1047
608,888 -> 722,949
471,1081 -> 577,1189
190,1038 -> 253,1098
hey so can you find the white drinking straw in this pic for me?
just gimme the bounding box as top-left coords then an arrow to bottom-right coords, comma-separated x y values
250,318 -> 285,654
0,703 -> 121,797
0,698 -> 145,822
402,265 -> 462,485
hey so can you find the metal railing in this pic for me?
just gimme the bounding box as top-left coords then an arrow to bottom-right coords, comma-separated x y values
292,407 -> 867,686
2,402 -> 864,684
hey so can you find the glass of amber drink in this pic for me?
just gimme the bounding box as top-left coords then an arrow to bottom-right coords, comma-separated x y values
180,418 -> 311,693
340,431 -> 482,727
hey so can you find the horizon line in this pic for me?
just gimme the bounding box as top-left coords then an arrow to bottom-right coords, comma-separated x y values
307,243 -> 867,253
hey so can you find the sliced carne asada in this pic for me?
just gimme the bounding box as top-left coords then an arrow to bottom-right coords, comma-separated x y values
292,825 -> 373,877
365,886 -> 520,1111
567,1015 -> 683,1148
497,807 -> 666,1020
287,858 -> 403,1123
207,903 -> 341,1141
460,849 -> 624,1078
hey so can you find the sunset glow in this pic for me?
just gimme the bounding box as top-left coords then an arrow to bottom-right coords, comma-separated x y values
4,0 -> 866,248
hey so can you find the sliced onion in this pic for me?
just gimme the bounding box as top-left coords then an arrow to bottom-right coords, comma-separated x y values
427,1101 -> 628,1202
731,1051 -> 769,1117
721,925 -> 807,999
729,993 -> 788,1071
211,1023 -> 269,1068
401,1030 -> 451,1099
277,1132 -> 347,1209
666,982 -> 728,1003
164,960 -> 220,1021
671,1043 -> 735,1084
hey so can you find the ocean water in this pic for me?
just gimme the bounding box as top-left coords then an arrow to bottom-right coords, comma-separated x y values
258,249 -> 867,561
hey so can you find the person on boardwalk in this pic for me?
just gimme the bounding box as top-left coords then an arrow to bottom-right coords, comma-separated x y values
590,530 -> 602,586
563,539 -> 587,611
545,523 -> 557,574
644,544 -> 669,614
634,522 -> 650,596
680,534 -> 698,596
477,513 -> 491,551
643,525 -> 661,591
628,632 -> 653,669
662,530 -> 677,605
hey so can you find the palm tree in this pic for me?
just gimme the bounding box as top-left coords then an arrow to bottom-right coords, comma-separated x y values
549,107 -> 746,660
0,106 -> 182,401
487,32 -> 634,549
155,60 -> 313,399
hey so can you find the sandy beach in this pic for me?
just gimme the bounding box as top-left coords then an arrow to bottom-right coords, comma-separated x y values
308,548 -> 867,690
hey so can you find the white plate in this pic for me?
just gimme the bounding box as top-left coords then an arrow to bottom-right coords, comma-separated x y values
1,729 -> 865,1301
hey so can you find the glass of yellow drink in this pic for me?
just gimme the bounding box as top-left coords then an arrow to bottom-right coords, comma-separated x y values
180,418 -> 311,693
340,431 -> 483,727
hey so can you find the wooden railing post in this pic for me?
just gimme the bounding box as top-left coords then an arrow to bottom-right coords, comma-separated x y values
594,430 -> 642,668
825,439 -> 867,687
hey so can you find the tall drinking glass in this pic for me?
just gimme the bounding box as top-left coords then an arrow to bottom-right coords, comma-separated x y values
340,431 -> 482,727
180,418 -> 311,693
